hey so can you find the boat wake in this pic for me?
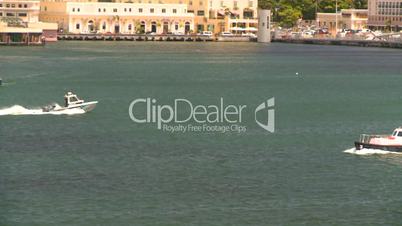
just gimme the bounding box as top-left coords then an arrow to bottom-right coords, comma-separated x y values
0,105 -> 85,116
343,147 -> 402,155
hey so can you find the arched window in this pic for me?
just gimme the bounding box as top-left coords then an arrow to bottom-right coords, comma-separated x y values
185,21 -> 190,33
151,21 -> 157,33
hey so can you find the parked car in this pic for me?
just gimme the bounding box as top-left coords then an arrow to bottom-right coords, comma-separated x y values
316,28 -> 329,35
220,32 -> 233,37
172,31 -> 184,35
241,32 -> 257,38
201,31 -> 213,37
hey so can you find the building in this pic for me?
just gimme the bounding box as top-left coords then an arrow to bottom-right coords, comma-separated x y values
39,0 -> 194,34
0,0 -> 58,41
0,21 -> 43,45
0,0 -> 40,23
368,0 -> 402,31
114,0 -> 258,34
317,9 -> 368,34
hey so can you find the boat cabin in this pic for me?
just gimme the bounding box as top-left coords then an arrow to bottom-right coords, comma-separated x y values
391,128 -> 402,138
64,92 -> 84,107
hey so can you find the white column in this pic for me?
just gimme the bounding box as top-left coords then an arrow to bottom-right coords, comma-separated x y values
257,9 -> 271,43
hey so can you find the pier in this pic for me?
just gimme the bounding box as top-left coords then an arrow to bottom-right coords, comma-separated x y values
57,34 -> 256,42
272,38 -> 402,49
58,34 -> 215,42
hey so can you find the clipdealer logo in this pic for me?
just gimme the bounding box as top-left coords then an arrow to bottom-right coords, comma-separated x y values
129,97 -> 275,133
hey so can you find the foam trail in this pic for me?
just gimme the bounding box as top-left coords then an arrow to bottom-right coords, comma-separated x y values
0,105 -> 85,116
344,147 -> 402,155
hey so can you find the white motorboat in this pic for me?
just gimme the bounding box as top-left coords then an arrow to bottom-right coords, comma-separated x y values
355,127 -> 402,152
42,92 -> 98,113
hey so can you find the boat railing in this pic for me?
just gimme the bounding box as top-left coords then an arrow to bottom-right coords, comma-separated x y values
359,134 -> 389,143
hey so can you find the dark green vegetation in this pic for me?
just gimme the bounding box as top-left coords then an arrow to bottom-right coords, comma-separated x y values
258,0 -> 367,27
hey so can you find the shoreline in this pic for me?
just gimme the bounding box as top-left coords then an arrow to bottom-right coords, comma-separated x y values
57,34 -> 254,42
272,38 -> 402,49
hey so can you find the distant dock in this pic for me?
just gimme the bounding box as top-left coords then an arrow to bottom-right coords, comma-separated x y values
272,38 -> 402,49
58,34 -> 214,42
57,34 -> 254,42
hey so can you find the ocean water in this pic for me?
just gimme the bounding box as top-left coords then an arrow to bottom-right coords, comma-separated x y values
1,42 -> 402,225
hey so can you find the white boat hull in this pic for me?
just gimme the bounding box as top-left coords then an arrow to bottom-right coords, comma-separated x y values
66,101 -> 98,112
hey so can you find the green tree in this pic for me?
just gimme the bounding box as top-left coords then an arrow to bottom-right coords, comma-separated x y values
278,4 -> 302,27
258,0 -> 367,23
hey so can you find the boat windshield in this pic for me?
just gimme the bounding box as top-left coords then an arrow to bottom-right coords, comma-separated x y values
69,96 -> 79,103
393,131 -> 398,136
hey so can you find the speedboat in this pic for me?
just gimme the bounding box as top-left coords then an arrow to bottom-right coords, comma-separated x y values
42,92 -> 98,113
355,127 -> 402,152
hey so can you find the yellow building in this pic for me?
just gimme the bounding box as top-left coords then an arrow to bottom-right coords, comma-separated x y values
317,9 -> 368,34
39,0 -> 194,34
114,0 -> 258,34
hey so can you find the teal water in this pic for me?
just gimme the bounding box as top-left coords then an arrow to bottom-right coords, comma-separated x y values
1,42 -> 402,225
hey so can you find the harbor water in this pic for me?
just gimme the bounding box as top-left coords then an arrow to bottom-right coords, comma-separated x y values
1,42 -> 402,225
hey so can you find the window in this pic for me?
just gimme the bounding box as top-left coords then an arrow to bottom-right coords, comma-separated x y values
102,22 -> 106,30
197,10 -> 204,16
0,4 -> 2,8
98,8 -> 101,12
113,8 -> 117,12
0,12 -> 2,16
18,13 -> 27,17
24,4 -> 27,8
189,1 -> 192,5
150,8 -> 154,13
18,4 -> 22,8
103,8 -> 106,12
124,8 -> 127,12
11,4 -> 15,8
248,0 -> 253,7
139,8 -> 143,13
77,8 -> 80,12
128,24 -> 132,30
76,23 -> 80,29
398,131 -> 402,137
6,4 -> 10,8
72,8 -> 75,12
6,12 -> 14,16
129,8 -> 131,12
162,8 -> 166,13
175,23 -> 178,30
234,1 -> 238,8
173,8 -> 177,13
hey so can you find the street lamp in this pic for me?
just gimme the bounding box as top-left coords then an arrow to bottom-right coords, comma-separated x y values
335,0 -> 338,35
